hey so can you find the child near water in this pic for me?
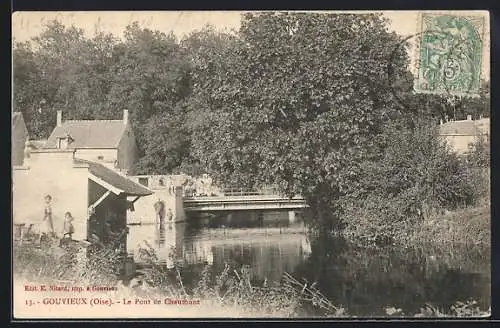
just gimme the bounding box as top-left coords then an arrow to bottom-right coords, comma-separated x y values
166,208 -> 174,222
60,212 -> 75,247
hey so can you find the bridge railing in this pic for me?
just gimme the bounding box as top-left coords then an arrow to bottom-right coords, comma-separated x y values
183,186 -> 282,198
221,187 -> 279,197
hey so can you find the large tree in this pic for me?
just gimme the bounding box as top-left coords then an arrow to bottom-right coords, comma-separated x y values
188,13 -> 412,230
13,21 -> 121,138
106,22 -> 192,174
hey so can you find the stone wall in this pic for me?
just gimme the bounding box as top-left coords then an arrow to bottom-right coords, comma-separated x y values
127,186 -> 185,224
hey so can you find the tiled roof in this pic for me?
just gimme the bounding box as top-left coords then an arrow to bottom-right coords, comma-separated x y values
439,120 -> 484,136
74,158 -> 152,196
29,140 -> 47,149
45,120 -> 127,149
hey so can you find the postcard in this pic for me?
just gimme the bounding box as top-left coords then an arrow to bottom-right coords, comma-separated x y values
12,10 -> 491,319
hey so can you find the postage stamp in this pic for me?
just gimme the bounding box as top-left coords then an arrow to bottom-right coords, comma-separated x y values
414,12 -> 486,96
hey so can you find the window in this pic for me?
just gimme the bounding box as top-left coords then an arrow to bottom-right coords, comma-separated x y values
138,177 -> 149,187
97,155 -> 104,160
159,178 -> 165,186
57,134 -> 73,149
57,137 -> 69,149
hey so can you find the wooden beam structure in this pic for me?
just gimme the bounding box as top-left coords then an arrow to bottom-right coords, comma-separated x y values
89,173 -> 122,195
88,190 -> 111,216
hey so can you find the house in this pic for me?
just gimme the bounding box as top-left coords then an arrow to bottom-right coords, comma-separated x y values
43,110 -> 138,175
12,112 -> 29,166
439,115 -> 490,154
13,148 -> 152,245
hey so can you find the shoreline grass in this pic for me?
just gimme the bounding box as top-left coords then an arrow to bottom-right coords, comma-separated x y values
404,205 -> 490,248
13,232 -> 490,318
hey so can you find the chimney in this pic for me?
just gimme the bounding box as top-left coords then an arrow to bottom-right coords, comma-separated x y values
57,110 -> 62,127
123,110 -> 129,125
23,140 -> 31,165
467,114 -> 472,121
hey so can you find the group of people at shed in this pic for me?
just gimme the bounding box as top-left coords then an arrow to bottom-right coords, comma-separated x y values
35,193 -> 174,249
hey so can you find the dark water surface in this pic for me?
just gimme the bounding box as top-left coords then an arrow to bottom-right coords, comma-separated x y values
127,210 -> 490,317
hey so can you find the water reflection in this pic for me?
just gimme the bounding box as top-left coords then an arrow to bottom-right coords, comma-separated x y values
127,210 -> 490,317
127,211 -> 311,281
292,236 -> 490,316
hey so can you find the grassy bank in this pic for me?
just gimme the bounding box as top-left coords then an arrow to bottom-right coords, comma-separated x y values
404,204 -> 490,248
13,240 -> 490,318
12,242 -> 341,317
341,204 -> 489,248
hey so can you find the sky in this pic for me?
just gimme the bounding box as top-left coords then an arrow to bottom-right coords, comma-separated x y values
12,11 -> 490,79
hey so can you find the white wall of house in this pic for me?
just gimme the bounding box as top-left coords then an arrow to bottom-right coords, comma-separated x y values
442,135 -> 477,154
74,148 -> 118,166
13,150 -> 89,241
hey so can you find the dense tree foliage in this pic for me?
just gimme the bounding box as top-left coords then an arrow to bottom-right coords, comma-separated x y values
186,13 -> 445,230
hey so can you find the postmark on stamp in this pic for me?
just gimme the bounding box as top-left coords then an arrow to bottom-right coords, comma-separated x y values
414,12 -> 485,96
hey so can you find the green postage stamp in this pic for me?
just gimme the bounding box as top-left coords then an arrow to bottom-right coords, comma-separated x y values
414,12 -> 486,96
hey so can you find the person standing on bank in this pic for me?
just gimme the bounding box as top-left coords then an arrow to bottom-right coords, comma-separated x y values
39,194 -> 55,245
166,208 -> 174,222
154,199 -> 165,227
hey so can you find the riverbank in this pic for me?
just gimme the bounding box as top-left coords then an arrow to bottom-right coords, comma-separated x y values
12,201 -> 491,318
341,201 -> 490,250
12,243 -> 312,317
12,276 -> 298,318
13,235 -> 490,318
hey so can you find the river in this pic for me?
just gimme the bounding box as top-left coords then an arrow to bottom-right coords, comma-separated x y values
126,210 -> 490,317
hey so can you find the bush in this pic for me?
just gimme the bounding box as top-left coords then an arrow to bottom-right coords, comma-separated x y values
467,135 -> 490,169
465,136 -> 490,203
13,240 -> 125,286
341,122 -> 487,245
407,205 -> 490,247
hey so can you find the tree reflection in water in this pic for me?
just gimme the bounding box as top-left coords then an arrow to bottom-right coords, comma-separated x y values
292,234 -> 490,316
128,211 -> 490,317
